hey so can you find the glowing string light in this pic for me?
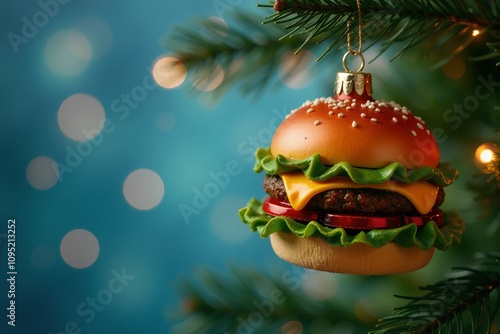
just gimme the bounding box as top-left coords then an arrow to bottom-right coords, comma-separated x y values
479,149 -> 494,164
475,142 -> 500,175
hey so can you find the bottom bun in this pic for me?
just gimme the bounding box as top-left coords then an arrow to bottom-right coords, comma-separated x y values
270,231 -> 435,275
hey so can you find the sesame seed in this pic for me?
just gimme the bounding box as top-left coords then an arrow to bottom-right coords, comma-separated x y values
351,103 -> 356,107
371,118 -> 377,122
417,123 -> 424,130
402,115 -> 408,120
411,130 -> 417,137
415,116 -> 425,124
426,130 -> 431,135
332,106 -> 339,110
314,120 -> 321,126
394,107 -> 400,112
338,113 -> 345,118
375,108 -> 380,112
352,99 -> 357,102
328,111 -> 334,115
345,99 -> 351,103
402,109 -> 409,115
291,109 -> 298,114
361,104 -> 366,108
392,117 -> 398,123
285,114 -> 290,119
361,113 -> 366,118
368,105 -> 375,109
352,121 -> 357,128
346,106 -> 352,110
307,108 -> 314,113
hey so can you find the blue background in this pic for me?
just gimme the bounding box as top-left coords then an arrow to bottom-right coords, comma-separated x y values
0,2 -> 321,333
1,1 -> 498,334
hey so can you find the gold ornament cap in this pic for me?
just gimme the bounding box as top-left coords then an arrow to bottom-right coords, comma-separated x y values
334,51 -> 372,101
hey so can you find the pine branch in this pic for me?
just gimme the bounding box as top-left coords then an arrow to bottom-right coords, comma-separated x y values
469,174 -> 500,237
168,266 -> 372,334
265,0 -> 500,65
169,254 -> 500,333
165,12 -> 315,100
165,1 -> 500,100
370,253 -> 500,334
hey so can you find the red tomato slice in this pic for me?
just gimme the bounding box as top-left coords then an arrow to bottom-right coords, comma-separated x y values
262,197 -> 443,230
262,196 -> 319,222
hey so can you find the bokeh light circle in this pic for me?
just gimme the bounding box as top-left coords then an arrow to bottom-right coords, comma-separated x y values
191,62 -> 224,92
153,57 -> 187,89
60,229 -> 100,269
155,112 -> 176,132
302,271 -> 337,301
281,320 -> 304,334
26,156 -> 60,190
210,196 -> 251,243
123,169 -> 165,210
442,57 -> 466,80
72,17 -> 113,59
44,30 -> 92,76
57,93 -> 106,141
355,299 -> 377,323
279,49 -> 314,89
31,245 -> 57,270
201,16 -> 229,43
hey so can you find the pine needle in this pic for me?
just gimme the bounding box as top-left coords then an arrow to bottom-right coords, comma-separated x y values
265,0 -> 500,64
370,253 -> 500,334
169,265 -> 371,334
165,0 -> 499,100
164,11 -> 314,100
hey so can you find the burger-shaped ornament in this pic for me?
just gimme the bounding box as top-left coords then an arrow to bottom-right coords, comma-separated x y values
240,53 -> 465,275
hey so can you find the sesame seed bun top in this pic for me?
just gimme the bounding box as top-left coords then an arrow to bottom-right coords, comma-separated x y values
270,97 -> 440,169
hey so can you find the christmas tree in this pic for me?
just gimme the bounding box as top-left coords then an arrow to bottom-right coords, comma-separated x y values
166,0 -> 500,333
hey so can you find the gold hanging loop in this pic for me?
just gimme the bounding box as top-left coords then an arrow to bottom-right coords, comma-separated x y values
335,0 -> 372,99
345,0 -> 363,73
342,50 -> 365,73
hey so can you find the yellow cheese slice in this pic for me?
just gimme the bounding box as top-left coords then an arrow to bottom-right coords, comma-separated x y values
280,172 -> 439,215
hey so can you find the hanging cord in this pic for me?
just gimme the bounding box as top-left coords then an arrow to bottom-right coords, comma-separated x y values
347,0 -> 363,54
343,0 -> 364,72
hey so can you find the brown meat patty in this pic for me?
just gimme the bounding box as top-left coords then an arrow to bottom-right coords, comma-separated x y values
263,174 -> 445,215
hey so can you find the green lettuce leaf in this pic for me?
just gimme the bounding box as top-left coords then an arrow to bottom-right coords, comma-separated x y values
239,198 -> 465,251
254,147 -> 458,187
